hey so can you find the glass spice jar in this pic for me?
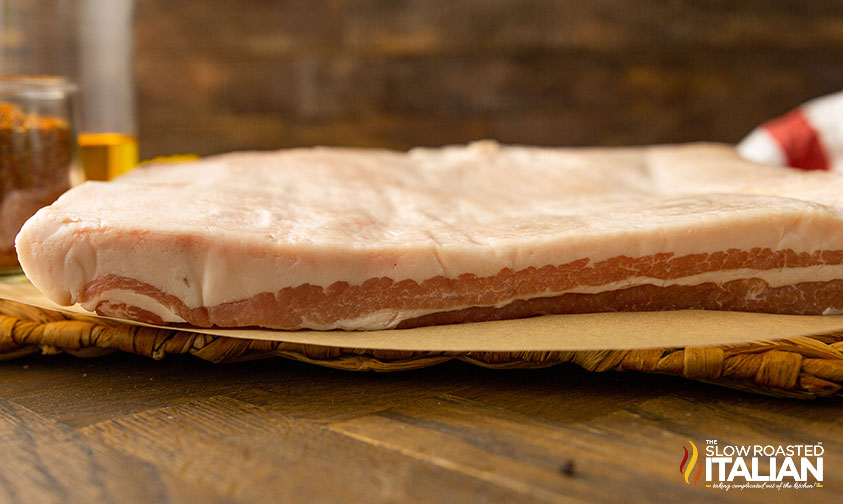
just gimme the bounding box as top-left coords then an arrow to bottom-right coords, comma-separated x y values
0,76 -> 80,274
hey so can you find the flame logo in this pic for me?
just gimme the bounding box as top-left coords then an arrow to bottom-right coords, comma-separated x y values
679,441 -> 703,486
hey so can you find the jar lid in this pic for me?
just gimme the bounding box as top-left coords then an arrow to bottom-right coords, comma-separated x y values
0,76 -> 79,99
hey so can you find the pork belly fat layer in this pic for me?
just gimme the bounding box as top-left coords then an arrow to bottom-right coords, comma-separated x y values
15,142 -> 843,330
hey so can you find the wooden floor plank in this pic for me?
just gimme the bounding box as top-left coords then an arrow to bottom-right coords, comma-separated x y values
0,397 -> 73,445
0,396 -> 234,504
577,394 -> 842,502
1,353 -> 838,503
442,364 -> 682,424
0,355 -> 281,429
329,401 -> 589,503
330,391 -> 841,503
327,394 -> 736,503
79,395 -> 547,503
227,360 -> 483,423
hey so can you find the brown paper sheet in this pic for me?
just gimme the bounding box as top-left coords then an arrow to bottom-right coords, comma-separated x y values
2,275 -> 843,352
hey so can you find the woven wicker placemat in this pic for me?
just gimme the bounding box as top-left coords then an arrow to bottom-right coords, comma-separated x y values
1,298 -> 841,399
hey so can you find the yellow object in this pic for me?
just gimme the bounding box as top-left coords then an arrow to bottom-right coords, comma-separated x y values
138,153 -> 200,166
78,132 -> 138,180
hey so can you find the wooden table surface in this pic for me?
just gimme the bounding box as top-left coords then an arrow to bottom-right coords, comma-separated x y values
0,353 -> 839,503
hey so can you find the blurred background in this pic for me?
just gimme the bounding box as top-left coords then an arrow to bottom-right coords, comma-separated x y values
3,0 -> 843,161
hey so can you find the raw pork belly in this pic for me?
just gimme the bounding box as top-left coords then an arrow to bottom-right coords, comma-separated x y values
15,142 -> 843,330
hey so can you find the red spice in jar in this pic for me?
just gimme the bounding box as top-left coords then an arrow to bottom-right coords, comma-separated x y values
0,101 -> 73,271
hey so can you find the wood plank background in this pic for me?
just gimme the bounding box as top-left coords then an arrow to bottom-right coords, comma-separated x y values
3,1 -> 842,158
132,0 -> 843,158
0,353 -> 840,503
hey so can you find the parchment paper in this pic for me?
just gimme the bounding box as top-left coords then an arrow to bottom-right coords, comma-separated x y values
2,275 -> 843,351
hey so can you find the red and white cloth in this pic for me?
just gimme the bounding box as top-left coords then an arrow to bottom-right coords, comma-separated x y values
738,91 -> 843,171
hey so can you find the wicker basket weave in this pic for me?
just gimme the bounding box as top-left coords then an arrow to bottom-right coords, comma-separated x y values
0,298 -> 841,399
